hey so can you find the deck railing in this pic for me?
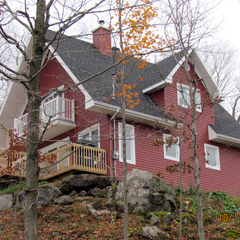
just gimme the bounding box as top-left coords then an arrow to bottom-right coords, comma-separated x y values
0,143 -> 107,180
14,97 -> 75,136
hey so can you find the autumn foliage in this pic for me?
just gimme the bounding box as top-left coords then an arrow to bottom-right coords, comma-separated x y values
0,128 -> 56,177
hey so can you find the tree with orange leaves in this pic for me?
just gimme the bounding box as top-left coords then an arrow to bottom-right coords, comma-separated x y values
105,1 -> 175,239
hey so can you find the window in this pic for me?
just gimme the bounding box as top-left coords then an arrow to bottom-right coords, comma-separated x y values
78,123 -> 100,148
163,134 -> 179,161
118,122 -> 136,165
43,85 -> 64,121
204,144 -> 220,170
177,84 -> 201,112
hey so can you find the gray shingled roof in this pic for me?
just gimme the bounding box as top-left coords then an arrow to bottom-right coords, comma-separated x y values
47,30 -> 183,119
210,104 -> 240,139
47,31 -> 240,140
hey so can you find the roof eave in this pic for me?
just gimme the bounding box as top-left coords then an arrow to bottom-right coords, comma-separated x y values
86,100 -> 175,129
190,49 -> 220,98
208,125 -> 240,148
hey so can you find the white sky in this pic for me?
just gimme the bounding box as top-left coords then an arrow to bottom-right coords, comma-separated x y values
215,0 -> 240,51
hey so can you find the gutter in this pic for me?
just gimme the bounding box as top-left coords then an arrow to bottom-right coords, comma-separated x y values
86,100 -> 175,129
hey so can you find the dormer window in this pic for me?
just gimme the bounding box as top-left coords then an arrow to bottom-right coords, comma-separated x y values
177,84 -> 201,112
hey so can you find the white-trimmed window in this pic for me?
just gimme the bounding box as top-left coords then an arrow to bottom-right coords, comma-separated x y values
204,144 -> 220,170
118,122 -> 136,165
163,134 -> 179,161
177,84 -> 201,112
78,123 -> 100,148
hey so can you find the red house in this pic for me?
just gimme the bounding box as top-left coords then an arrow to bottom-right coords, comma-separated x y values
0,22 -> 240,196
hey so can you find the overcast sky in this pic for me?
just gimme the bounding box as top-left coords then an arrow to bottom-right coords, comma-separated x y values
214,0 -> 240,51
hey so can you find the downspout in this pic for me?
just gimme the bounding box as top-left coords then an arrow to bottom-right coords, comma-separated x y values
110,108 -> 120,177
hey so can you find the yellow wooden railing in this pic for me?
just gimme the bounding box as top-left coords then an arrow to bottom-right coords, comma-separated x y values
0,143 -> 107,180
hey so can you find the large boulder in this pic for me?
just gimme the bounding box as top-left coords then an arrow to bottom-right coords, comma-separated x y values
55,174 -> 118,194
19,185 -> 63,207
114,169 -> 176,215
0,194 -> 13,211
37,185 -> 63,206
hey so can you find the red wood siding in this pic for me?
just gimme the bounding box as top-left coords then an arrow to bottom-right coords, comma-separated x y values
151,88 -> 165,109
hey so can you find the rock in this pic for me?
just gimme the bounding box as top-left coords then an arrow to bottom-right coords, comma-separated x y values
102,186 -> 111,196
107,185 -> 118,199
78,190 -> 87,196
107,198 -> 124,213
86,202 -> 114,220
37,186 -> 63,207
54,195 -> 73,205
115,169 -> 176,215
54,174 -> 118,194
18,186 -> 63,208
87,188 -> 105,198
138,226 -> 170,239
74,196 -> 93,202
149,214 -> 160,225
163,212 -> 172,225
68,190 -> 77,197
0,194 -> 13,211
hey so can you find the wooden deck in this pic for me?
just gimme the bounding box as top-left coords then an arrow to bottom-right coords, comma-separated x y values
0,143 -> 107,180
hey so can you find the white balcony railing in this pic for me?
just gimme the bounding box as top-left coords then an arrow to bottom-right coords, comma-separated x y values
14,97 -> 75,136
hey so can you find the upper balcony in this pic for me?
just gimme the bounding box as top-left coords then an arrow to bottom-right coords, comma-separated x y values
14,97 -> 76,140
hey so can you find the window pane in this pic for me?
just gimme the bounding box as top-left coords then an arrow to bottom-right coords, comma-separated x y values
166,144 -> 176,158
126,128 -> 131,160
120,126 -> 132,161
182,89 -> 189,107
82,133 -> 90,140
91,129 -> 99,148
206,147 -> 216,166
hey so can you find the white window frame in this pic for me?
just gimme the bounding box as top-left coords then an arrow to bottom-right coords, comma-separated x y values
78,123 -> 100,148
118,122 -> 136,165
204,144 -> 220,170
163,134 -> 179,161
177,83 -> 201,112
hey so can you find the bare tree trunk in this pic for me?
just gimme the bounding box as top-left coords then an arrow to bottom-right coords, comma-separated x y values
189,78 -> 205,240
192,117 -> 205,240
118,1 -> 128,239
24,1 -> 45,239
179,112 -> 183,240
121,93 -> 128,240
24,91 -> 40,240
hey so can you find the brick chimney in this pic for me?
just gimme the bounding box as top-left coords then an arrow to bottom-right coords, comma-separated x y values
92,20 -> 112,57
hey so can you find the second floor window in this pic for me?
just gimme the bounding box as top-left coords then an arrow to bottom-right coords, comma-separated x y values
177,84 -> 201,112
